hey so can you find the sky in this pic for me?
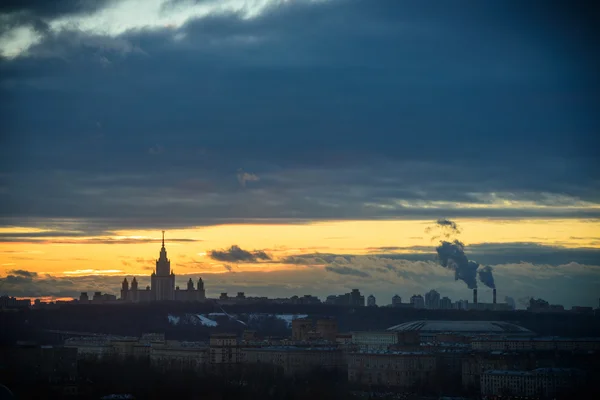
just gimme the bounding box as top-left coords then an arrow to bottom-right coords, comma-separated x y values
0,0 -> 599,308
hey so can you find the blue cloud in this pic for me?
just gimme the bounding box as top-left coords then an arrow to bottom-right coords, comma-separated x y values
0,0 -> 598,228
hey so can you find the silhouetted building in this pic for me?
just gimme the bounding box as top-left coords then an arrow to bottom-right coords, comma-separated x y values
410,294 -> 425,309
325,289 -> 365,306
425,289 -> 440,309
440,296 -> 452,309
392,295 -> 402,307
571,306 -> 593,314
120,232 -> 205,302
92,292 -> 116,303
0,296 -> 30,308
367,295 -> 376,307
350,289 -> 365,306
455,299 -> 469,310
79,292 -> 89,304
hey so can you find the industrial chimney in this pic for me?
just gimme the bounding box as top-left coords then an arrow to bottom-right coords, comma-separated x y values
473,288 -> 478,304
493,288 -> 497,304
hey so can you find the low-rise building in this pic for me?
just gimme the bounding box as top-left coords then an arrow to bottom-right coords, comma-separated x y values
471,337 -> 600,352
209,333 -> 241,365
0,343 -> 78,383
150,342 -> 208,372
316,319 -> 338,342
292,318 -> 338,342
347,351 -> 437,388
243,346 -> 345,376
64,337 -> 116,359
292,318 -> 313,341
352,331 -> 420,351
480,368 -> 585,398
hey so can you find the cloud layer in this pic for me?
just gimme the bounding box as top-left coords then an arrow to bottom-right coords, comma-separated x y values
208,245 -> 271,263
2,256 -> 599,308
0,0 -> 598,231
0,1 -> 598,307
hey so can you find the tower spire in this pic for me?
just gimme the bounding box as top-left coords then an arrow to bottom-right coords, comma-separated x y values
162,230 -> 165,248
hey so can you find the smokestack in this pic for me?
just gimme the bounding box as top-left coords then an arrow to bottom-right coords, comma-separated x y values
493,289 -> 497,304
473,288 -> 478,304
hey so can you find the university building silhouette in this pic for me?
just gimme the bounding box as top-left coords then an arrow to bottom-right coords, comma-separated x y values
120,232 -> 206,302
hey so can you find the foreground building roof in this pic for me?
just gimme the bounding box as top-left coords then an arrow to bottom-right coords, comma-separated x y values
387,320 -> 534,335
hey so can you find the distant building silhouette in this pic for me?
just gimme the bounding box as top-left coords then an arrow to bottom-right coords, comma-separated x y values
325,289 -> 365,307
120,232 -> 206,302
425,289 -> 440,309
367,294 -> 376,307
79,292 -> 89,304
410,294 -> 425,309
440,296 -> 452,309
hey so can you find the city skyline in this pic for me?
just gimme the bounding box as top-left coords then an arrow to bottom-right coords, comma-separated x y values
2,221 -> 599,307
1,1 -> 599,307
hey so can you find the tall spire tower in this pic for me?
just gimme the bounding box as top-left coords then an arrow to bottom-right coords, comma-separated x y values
152,230 -> 175,301
156,231 -> 170,276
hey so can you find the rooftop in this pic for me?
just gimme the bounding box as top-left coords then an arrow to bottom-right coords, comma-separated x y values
387,320 -> 534,335
244,346 -> 339,352
473,336 -> 600,342
484,368 -> 584,376
351,350 -> 432,355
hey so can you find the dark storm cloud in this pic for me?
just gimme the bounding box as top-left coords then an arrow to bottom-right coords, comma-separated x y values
6,269 -> 38,278
325,265 -> 370,278
0,233 -> 201,244
466,242 -> 600,267
364,244 -> 600,268
1,275 -> 34,284
1,0 -> 598,228
0,1 -> 116,38
0,0 -> 115,17
434,219 -> 459,232
208,245 -> 271,263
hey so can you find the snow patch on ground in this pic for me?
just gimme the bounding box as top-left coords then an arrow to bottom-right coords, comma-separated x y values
275,314 -> 308,327
247,313 -> 308,328
195,314 -> 218,327
167,315 -> 180,325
